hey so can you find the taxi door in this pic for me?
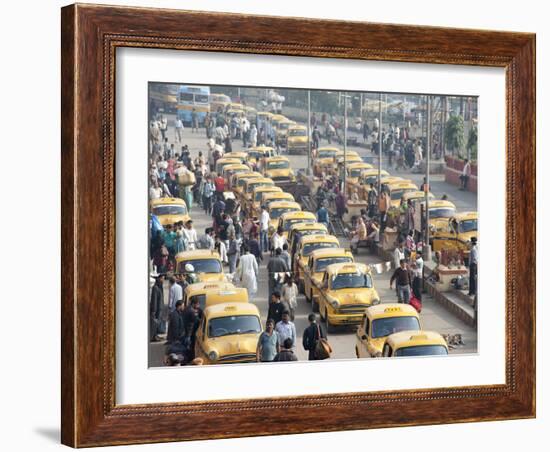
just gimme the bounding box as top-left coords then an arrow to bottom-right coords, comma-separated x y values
431,219 -> 459,252
303,256 -> 314,302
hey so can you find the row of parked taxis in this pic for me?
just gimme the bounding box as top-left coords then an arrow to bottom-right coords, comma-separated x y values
311,145 -> 478,256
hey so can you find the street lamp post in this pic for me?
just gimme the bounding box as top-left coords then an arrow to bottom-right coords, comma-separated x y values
343,92 -> 348,198
307,90 -> 311,173
424,95 -> 432,261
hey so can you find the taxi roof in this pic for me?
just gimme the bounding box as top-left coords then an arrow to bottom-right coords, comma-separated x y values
257,111 -> 274,117
184,281 -> 235,296
422,199 -> 456,209
268,201 -> 301,209
387,181 -> 418,190
299,234 -> 340,245
271,114 -> 287,121
289,222 -> 328,232
175,250 -> 222,261
280,211 -> 316,221
325,262 -> 369,275
362,169 -> 390,176
366,303 -> 419,320
380,176 -> 404,183
289,124 -> 307,130
246,177 -> 274,185
309,247 -> 353,259
254,185 -> 282,193
386,330 -> 448,348
278,118 -> 296,125
224,151 -> 248,158
216,157 -> 241,164
347,162 -> 373,169
204,302 -> 260,319
402,191 -> 435,201
151,197 -> 185,206
223,164 -> 250,171
265,155 -> 290,162
234,171 -> 262,180
455,211 -> 478,221
249,145 -> 275,152
317,146 -> 341,152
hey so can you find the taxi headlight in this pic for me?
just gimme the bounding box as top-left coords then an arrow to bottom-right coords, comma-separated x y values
208,350 -> 219,362
330,299 -> 340,309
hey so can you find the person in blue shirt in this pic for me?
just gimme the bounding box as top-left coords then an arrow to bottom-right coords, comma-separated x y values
316,201 -> 329,228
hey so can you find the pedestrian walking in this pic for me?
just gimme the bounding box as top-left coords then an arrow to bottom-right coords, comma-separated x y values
168,276 -> 183,312
302,313 -> 328,360
149,273 -> 165,342
182,220 -> 198,251
267,248 -> 289,301
166,300 -> 185,344
236,245 -> 258,296
390,259 -> 412,304
259,205 -> 270,252
182,298 -> 203,360
256,319 -> 280,362
468,237 -> 478,296
174,117 -> 184,142
227,231 -> 239,274
275,311 -> 297,349
460,158 -> 471,190
267,291 -> 290,326
281,275 -> 298,321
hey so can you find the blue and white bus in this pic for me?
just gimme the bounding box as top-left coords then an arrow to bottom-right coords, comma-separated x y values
177,85 -> 211,125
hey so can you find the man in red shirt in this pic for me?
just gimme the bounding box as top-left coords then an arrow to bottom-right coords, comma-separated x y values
214,174 -> 225,201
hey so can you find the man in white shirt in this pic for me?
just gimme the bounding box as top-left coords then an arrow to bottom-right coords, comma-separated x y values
275,311 -> 297,350
460,159 -> 472,190
393,242 -> 405,269
259,206 -> 270,253
468,237 -> 478,296
182,220 -> 198,251
168,276 -> 183,312
174,118 -> 184,143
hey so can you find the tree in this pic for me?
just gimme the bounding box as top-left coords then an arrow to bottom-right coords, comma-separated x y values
444,114 -> 465,156
467,126 -> 478,161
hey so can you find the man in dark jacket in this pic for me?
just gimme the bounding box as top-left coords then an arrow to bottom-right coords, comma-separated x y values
149,274 -> 165,342
274,338 -> 298,361
166,300 -> 185,344
302,313 -> 327,360
267,291 -> 289,325
267,248 -> 289,302
182,298 -> 203,360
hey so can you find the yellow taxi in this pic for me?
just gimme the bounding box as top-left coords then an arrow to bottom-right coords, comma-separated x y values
355,304 -> 421,358
381,330 -> 449,357
246,145 -> 276,164
223,151 -> 249,164
335,151 -> 362,166
431,211 -> 478,255
240,177 -> 275,207
277,211 -> 317,239
256,111 -> 274,125
215,157 -> 242,176
401,190 -> 435,205
303,248 -> 354,304
316,262 -> 380,332
222,163 -> 251,185
231,171 -> 263,194
270,114 -> 288,129
386,180 -> 419,208
249,185 -> 283,216
194,303 -> 263,365
287,222 -> 329,259
267,201 -> 302,230
286,125 -> 309,154
183,281 -> 236,309
419,199 -> 457,232
345,162 -> 374,184
150,197 -> 190,226
229,102 -> 244,112
175,250 -> 226,282
359,168 -> 390,186
262,156 -> 296,186
293,234 -> 340,289
275,118 -> 297,145
313,146 -> 341,175
260,191 -> 295,210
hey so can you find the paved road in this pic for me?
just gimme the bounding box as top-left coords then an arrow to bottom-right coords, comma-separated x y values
149,115 -> 477,367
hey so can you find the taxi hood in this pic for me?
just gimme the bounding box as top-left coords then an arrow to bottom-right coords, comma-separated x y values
209,334 -> 259,356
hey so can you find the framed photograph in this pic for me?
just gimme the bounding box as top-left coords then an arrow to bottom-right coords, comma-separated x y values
61,3 -> 535,447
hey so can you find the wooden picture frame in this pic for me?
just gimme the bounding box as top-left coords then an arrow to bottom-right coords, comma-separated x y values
61,3 -> 535,447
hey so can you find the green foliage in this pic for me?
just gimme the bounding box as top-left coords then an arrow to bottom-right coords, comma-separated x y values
467,126 -> 478,161
444,114 -> 465,155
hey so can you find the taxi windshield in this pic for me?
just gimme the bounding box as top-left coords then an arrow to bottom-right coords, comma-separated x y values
391,189 -> 412,200
318,150 -> 336,158
394,345 -> 448,357
255,190 -> 276,201
270,207 -> 300,219
284,218 -> 315,231
301,242 -> 338,256
208,315 -> 261,338
248,182 -> 273,193
429,208 -> 455,218
459,219 -> 478,233
289,129 -> 306,137
371,316 -> 420,338
267,161 -> 290,170
314,256 -> 352,272
153,205 -> 187,216
331,272 -> 372,290
177,259 -> 222,274
189,294 -> 207,311
278,123 -> 291,130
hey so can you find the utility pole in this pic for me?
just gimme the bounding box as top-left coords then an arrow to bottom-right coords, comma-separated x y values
307,90 -> 311,173
343,93 -> 348,198
378,92 -> 382,197
424,95 -> 432,261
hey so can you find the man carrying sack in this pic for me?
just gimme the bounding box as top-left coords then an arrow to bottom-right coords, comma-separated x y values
302,313 -> 331,360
